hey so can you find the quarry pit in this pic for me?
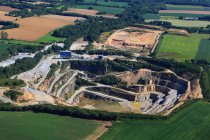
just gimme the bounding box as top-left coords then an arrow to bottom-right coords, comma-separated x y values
104,27 -> 163,55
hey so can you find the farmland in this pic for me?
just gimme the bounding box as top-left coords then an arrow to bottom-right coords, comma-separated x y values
0,39 -> 42,46
0,6 -> 19,12
166,4 -> 206,11
159,10 -> 210,15
195,39 -> 210,62
0,111 -> 103,140
65,8 -> 98,16
101,101 -> 210,140
146,18 -> 210,27
74,5 -> 125,15
3,15 -> 83,41
156,34 -> 209,62
143,14 -> 160,20
65,8 -> 117,18
159,12 -> 209,17
37,31 -> 66,43
97,0 -> 128,7
83,0 -> 128,7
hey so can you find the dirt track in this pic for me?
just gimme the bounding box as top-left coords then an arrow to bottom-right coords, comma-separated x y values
159,10 -> 210,15
84,122 -> 112,140
4,15 -> 84,41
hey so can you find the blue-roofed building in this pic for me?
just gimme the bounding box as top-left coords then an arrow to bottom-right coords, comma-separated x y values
98,55 -> 103,60
60,51 -> 72,59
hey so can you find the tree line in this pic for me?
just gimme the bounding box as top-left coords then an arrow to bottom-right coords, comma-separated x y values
0,21 -> 19,30
0,44 -> 44,62
0,99 -> 201,121
69,59 -> 165,75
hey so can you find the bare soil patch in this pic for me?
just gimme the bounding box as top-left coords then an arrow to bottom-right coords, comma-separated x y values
65,8 -> 117,19
159,10 -> 210,15
105,27 -> 163,54
167,28 -> 190,36
0,6 -> 19,12
3,15 -> 84,41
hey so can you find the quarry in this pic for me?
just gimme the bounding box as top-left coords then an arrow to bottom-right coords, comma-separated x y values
0,53 -> 202,115
0,27 -> 203,115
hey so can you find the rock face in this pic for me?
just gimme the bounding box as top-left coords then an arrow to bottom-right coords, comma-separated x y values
87,87 -> 137,101
37,76 -> 55,92
37,70 -> 77,100
115,69 -> 201,100
61,77 -> 76,99
18,89 -> 35,103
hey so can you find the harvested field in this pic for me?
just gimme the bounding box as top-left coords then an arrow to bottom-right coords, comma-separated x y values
105,27 -> 162,54
26,1 -> 50,5
0,6 -> 19,12
40,15 -> 83,21
3,15 -> 84,41
65,8 -> 117,18
167,28 -> 189,36
159,10 -> 210,15
66,8 -> 98,16
0,12 -> 18,21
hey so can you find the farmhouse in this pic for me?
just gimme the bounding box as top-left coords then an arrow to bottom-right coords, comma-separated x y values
182,16 -> 198,20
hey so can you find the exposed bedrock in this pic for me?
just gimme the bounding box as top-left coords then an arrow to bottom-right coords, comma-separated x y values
37,76 -> 55,92
115,69 -> 201,99
52,71 -> 75,96
87,87 -> 136,101
60,77 -> 76,99
82,91 -> 126,102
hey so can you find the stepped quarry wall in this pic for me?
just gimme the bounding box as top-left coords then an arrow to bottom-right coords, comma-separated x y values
115,69 -> 201,100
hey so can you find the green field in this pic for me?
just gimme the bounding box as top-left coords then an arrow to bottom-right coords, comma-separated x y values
166,4 -> 206,11
0,112 -> 102,140
156,34 -> 209,62
37,31 -> 66,43
195,39 -> 210,62
0,39 -> 42,46
143,14 -> 160,20
146,19 -> 210,27
97,0 -> 128,7
75,5 -> 125,14
101,101 -> 210,140
83,0 -> 128,7
56,4 -> 65,10
84,0 -> 96,3
159,13 -> 209,17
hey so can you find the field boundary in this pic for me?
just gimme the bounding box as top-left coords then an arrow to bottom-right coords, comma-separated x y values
0,99 -> 204,121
